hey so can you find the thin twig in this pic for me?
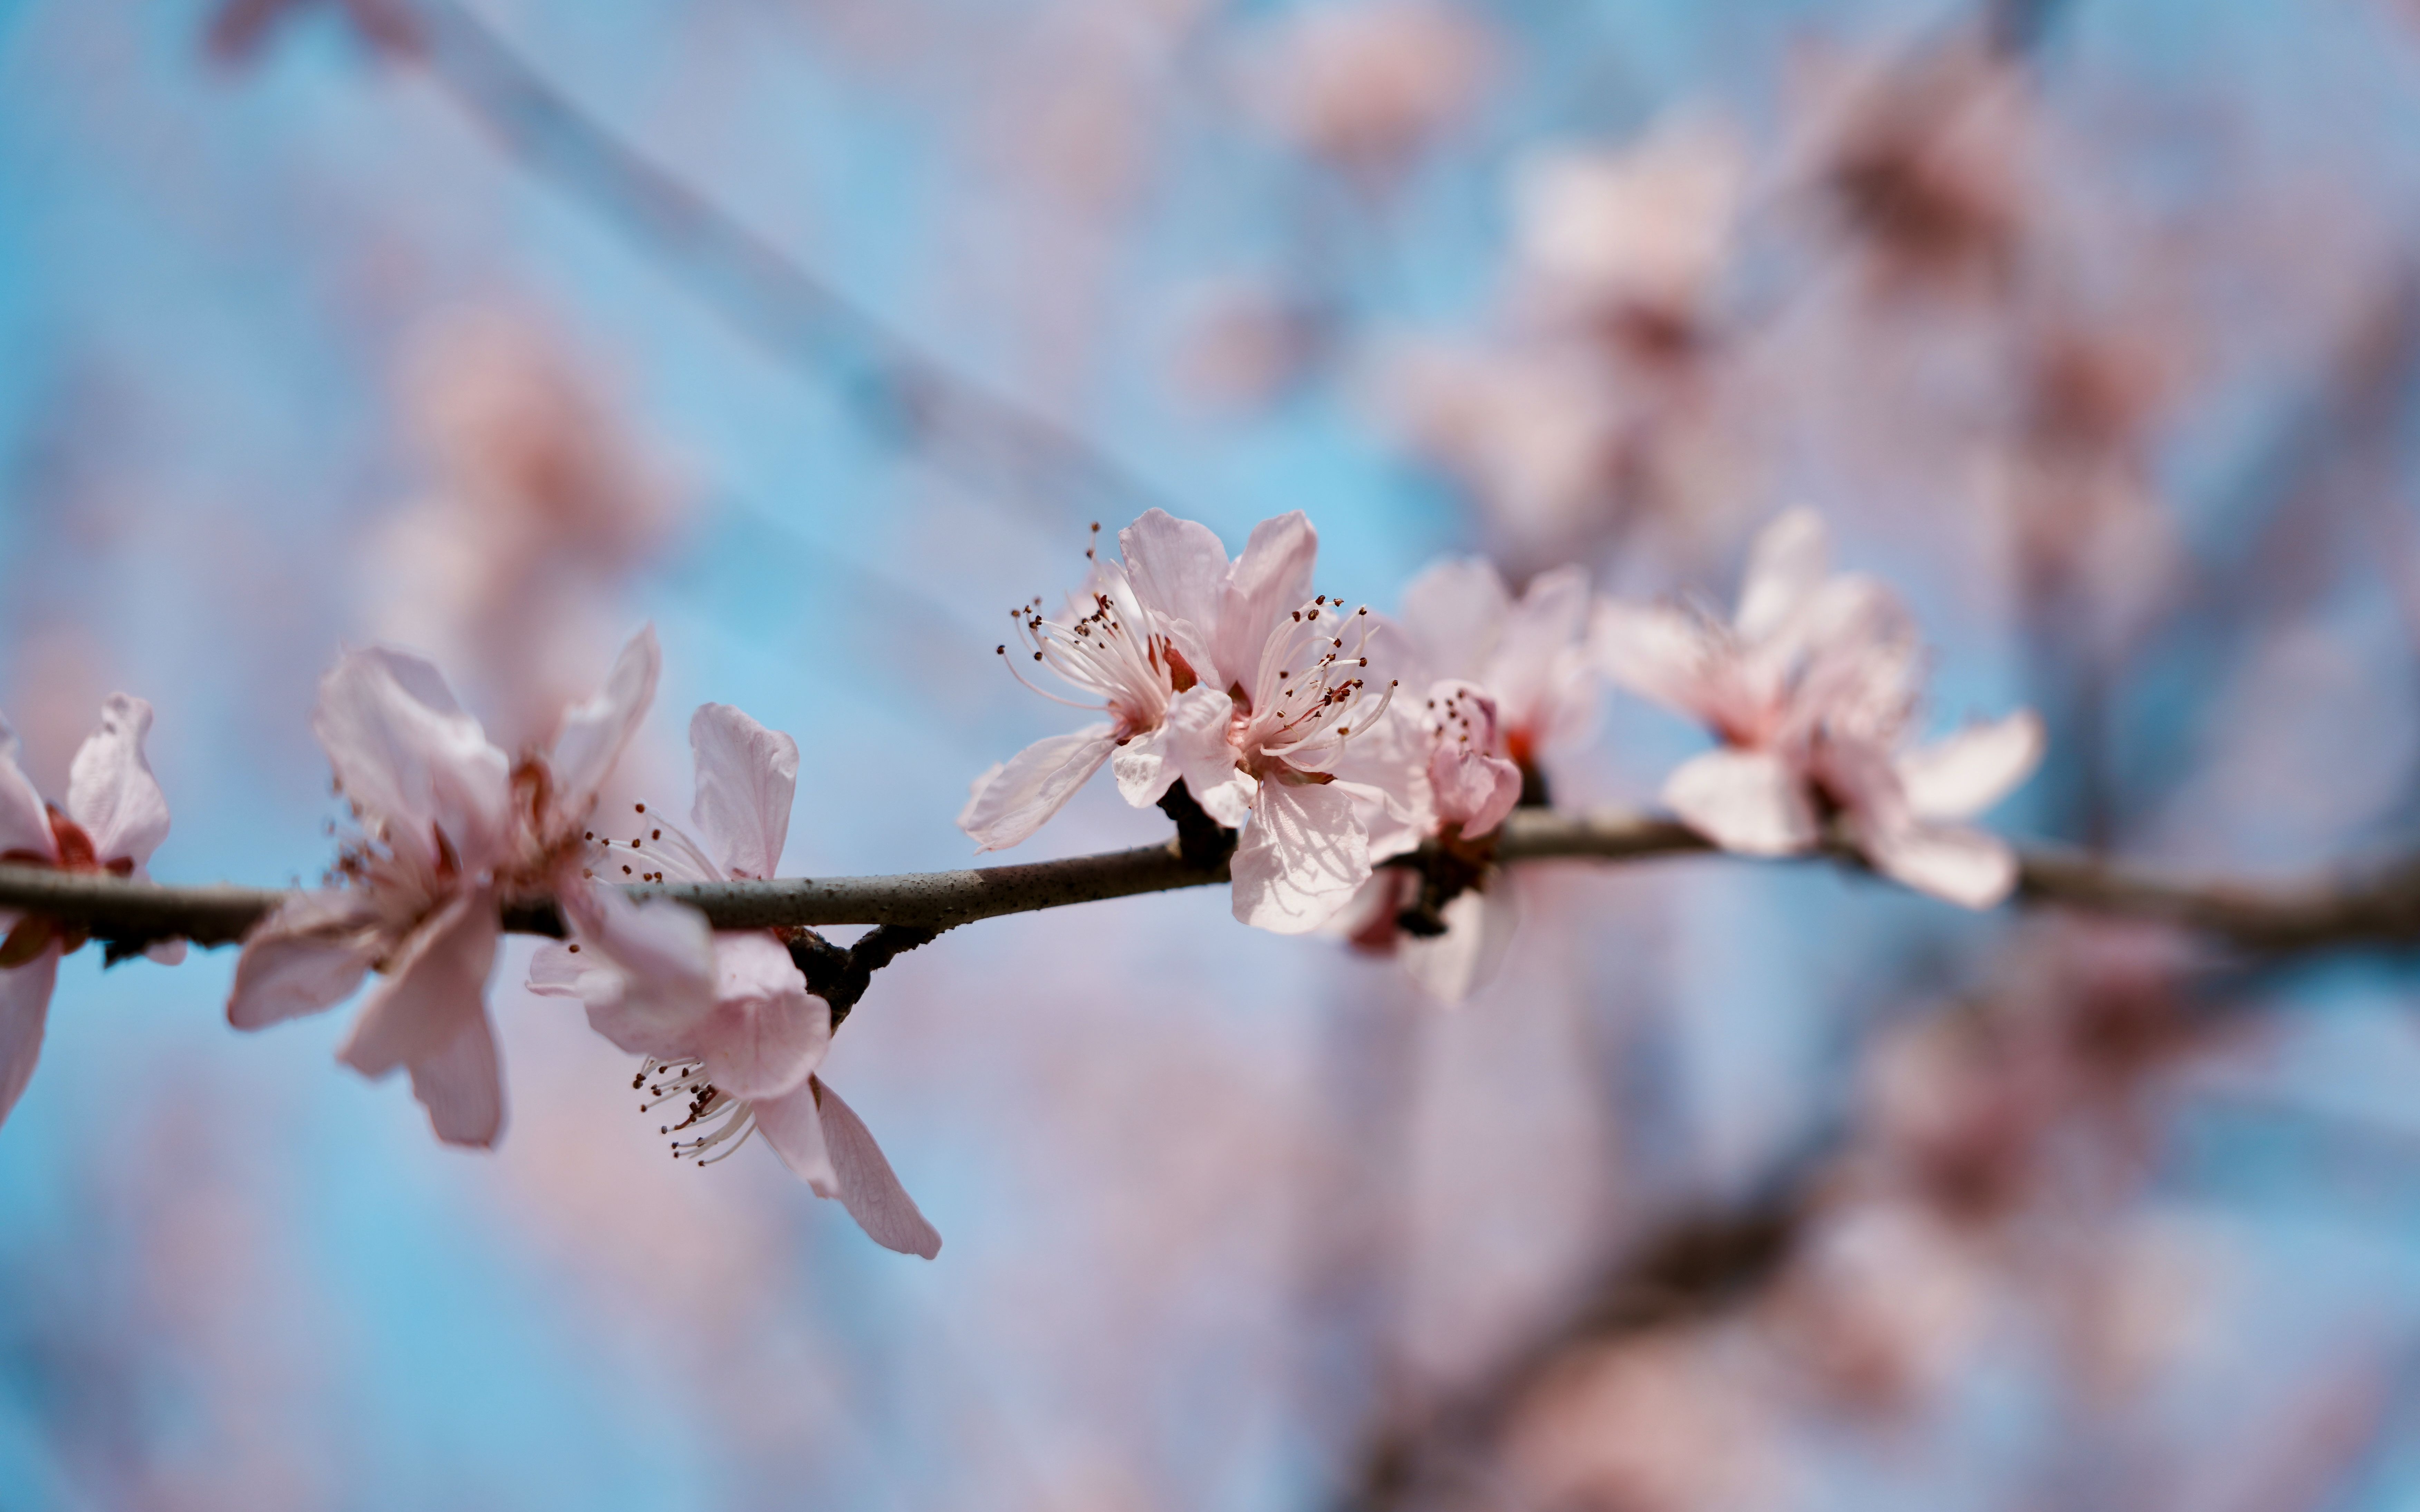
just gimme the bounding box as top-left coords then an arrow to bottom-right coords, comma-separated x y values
793,923 -> 945,1030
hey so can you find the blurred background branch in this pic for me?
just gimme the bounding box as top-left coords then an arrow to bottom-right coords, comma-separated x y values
273,0 -> 1184,526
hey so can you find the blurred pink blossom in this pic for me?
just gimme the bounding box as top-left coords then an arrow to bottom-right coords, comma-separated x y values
1985,325 -> 2186,653
1396,558 -> 1598,782
1863,1007 -> 2052,1225
1857,917 -> 2202,1230
1596,508 -> 2043,907
372,312 -> 686,752
1372,340 -> 1628,553
1236,0 -> 1494,187
1765,1199 -> 1991,1413
1166,277 -> 1328,414
1370,108 -> 1758,564
226,627 -> 660,1147
1797,41 -> 2034,295
1502,1332 -> 1778,1512
2053,1217 -> 2216,1402
1509,114 -> 1748,361
0,694 -> 177,1127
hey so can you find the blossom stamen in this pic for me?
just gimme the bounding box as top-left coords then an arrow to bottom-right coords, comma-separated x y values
1247,599 -> 1397,763
635,1056 -> 759,1166
988,543 -> 1181,733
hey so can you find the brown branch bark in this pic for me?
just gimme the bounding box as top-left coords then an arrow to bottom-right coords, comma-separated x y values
6,810 -> 2420,959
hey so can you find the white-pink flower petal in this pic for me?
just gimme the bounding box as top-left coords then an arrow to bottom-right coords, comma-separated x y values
1664,748 -> 1819,855
525,938 -> 593,1000
1732,507 -> 1831,644
960,724 -> 1121,853
1154,684 -> 1252,825
1428,731 -> 1522,837
225,890 -> 386,1030
1398,558 -> 1510,685
692,932 -> 830,1101
336,891 -> 501,1081
554,885 -> 717,1054
811,1078 -> 943,1260
1118,508 -> 1230,678
0,946 -> 60,1128
1214,511 -> 1320,691
65,694 -> 170,868
1865,822 -> 2020,910
548,626 -> 662,823
1591,599 -> 1719,724
1231,778 -> 1371,933
1489,563 -> 1593,734
1896,710 -> 2044,822
753,1074 -> 839,1190
407,1008 -> 507,1149
313,648 -> 511,871
0,716 -> 53,863
1108,724 -> 1181,808
689,702 -> 799,880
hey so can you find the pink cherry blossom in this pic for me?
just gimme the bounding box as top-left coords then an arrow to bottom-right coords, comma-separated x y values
1328,554 -> 1592,1002
963,509 -> 1404,935
1595,509 -> 2043,907
958,524 -> 1192,855
530,702 -> 941,1258
1803,41 -> 2033,295
0,695 -> 178,1128
1332,680 -> 1525,1002
1509,113 -> 1747,353
1396,558 -> 1600,787
1235,0 -> 1495,188
225,627 -> 660,1147
1181,593 -> 1406,934
1372,339 -> 1629,553
1416,683 -> 1527,841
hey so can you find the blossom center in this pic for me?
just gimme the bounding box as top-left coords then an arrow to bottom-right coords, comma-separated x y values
1241,599 -> 1398,770
993,526 -> 1180,734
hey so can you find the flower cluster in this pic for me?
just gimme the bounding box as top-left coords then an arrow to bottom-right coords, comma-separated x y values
0,695 -> 179,1128
967,505 -> 2043,997
0,504 -> 2038,1258
1594,508 -> 2044,908
223,627 -> 937,1254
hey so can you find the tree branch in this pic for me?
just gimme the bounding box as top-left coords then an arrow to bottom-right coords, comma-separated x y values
6,808 -> 2420,960
14,813 -> 2420,953
789,923 -> 944,1030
